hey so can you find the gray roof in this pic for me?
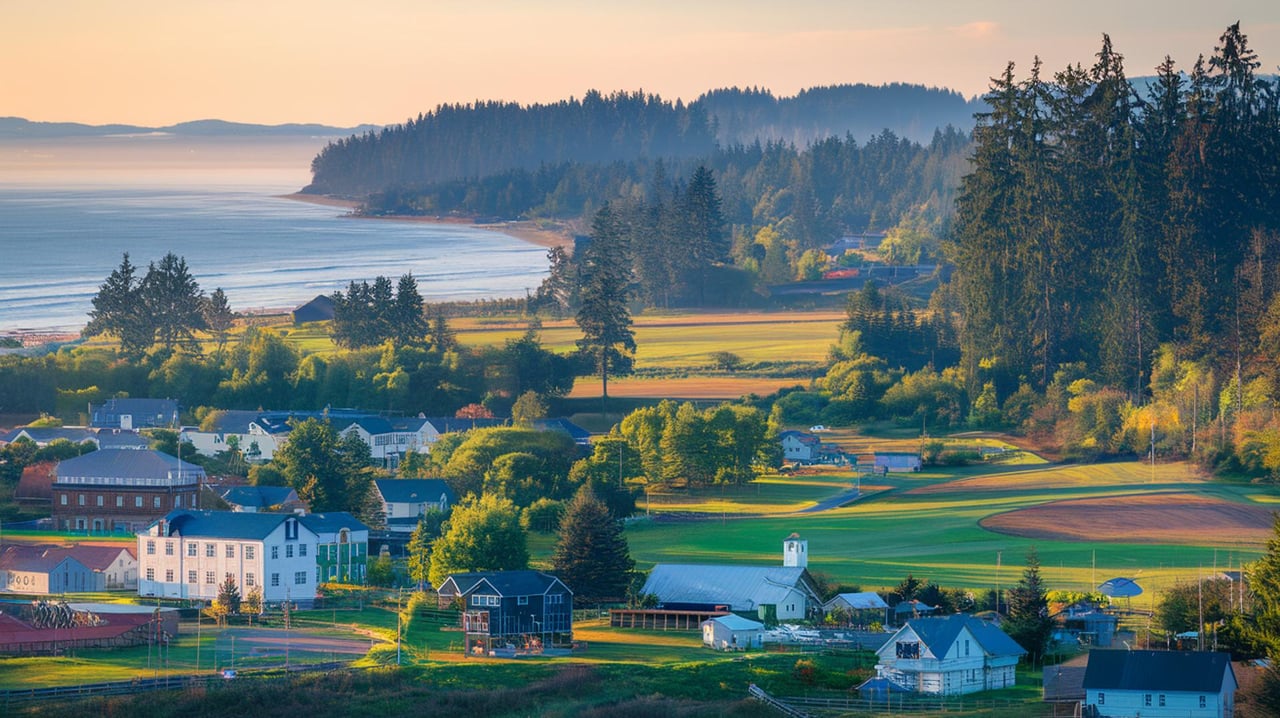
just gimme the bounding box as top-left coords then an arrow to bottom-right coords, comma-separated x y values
893,614 -> 1027,659
89,398 -> 179,427
440,570 -> 570,598
55,449 -> 205,485
375,478 -> 455,505
297,511 -> 369,535
1,427 -> 96,445
93,429 -> 150,449
706,614 -> 764,631
642,564 -> 818,611
423,417 -> 509,434
1083,650 -> 1235,694
200,410 -> 267,434
153,509 -> 311,541
220,485 -> 299,509
826,591 -> 890,611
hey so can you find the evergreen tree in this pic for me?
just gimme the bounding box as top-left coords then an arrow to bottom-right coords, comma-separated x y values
575,204 -> 636,404
551,485 -> 635,605
143,252 -> 206,352
215,575 -> 242,621
1246,515 -> 1280,656
202,287 -> 236,355
1003,548 -> 1052,663
84,253 -> 152,356
392,273 -> 429,344
407,520 -> 433,590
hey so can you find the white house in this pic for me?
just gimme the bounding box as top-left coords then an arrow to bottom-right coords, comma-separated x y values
137,510 -> 319,606
374,479 -> 456,533
180,410 -> 286,462
702,614 -> 764,651
779,431 -> 821,462
1081,650 -> 1236,718
875,614 -> 1026,695
641,534 -> 821,622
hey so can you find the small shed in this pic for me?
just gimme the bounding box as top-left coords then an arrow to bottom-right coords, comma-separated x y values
702,614 -> 764,651
824,591 -> 891,626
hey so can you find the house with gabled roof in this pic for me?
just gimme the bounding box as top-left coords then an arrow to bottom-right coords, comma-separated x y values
137,509 -> 318,605
297,512 -> 369,585
53,449 -> 204,533
0,545 -> 96,594
88,398 -> 179,430
779,430 -> 821,463
875,613 -> 1026,695
436,570 -> 573,656
702,613 -> 764,650
219,485 -> 305,513
1081,649 -> 1237,718
824,591 -> 891,626
374,478 -> 456,533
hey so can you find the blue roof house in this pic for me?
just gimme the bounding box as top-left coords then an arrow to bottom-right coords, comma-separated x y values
875,614 -> 1027,695
1082,650 -> 1237,718
374,479 -> 456,532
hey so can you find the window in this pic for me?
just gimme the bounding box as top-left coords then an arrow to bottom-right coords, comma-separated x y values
146,568 -> 155,581
271,546 -> 279,560
964,639 -> 969,656
294,571 -> 307,585
165,569 -> 174,582
517,596 -> 529,605
174,495 -> 181,508
1144,694 -> 1152,707
165,541 -> 174,556
1098,693 -> 1104,705
226,545 -> 235,558
188,570 -> 197,584
316,568 -> 321,583
299,544 -> 307,557
136,496 -> 143,508
286,545 -> 294,558
1200,696 -> 1207,708
245,546 -> 255,560
78,494 -> 85,506
1159,695 -> 1166,707
470,595 -> 500,607
116,496 -> 123,507
206,571 -> 215,584
146,540 -> 156,555
60,494 -> 67,505
548,594 -> 563,605
271,573 -> 280,586
206,543 -> 215,557
188,542 -> 197,557
246,573 -> 255,587
96,495 -> 103,507
895,641 -> 920,659
154,496 -> 161,508
226,572 -> 234,582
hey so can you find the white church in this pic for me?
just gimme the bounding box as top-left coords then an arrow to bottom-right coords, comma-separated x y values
640,533 -> 822,622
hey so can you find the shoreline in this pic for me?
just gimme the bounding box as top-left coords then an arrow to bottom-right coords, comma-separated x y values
278,192 -> 575,251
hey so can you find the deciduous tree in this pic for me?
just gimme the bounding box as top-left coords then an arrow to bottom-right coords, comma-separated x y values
428,494 -> 528,588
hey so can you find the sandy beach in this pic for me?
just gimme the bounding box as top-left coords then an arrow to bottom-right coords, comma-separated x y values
279,192 -> 575,251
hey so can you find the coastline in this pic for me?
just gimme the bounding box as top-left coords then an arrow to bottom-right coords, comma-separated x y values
278,192 -> 575,251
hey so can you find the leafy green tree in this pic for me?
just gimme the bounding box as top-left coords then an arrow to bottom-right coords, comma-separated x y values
242,585 -> 263,625
552,485 -> 635,605
1158,578 -> 1234,637
428,494 -> 528,588
511,390 -> 549,426
575,204 -> 636,404
407,520 -> 433,590
143,253 -> 206,352
367,553 -> 395,587
1003,548 -> 1052,663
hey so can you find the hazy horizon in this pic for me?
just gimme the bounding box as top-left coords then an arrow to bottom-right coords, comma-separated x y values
5,2 -> 1277,128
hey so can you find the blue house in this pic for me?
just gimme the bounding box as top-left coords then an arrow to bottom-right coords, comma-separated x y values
436,570 -> 573,656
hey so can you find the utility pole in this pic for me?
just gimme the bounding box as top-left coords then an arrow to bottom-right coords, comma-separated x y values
995,551 -> 1002,615
397,588 -> 403,665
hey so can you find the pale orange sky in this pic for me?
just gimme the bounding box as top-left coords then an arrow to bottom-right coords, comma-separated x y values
4,1 -> 1278,127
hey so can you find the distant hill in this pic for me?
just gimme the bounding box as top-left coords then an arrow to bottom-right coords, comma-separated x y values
0,117 -> 381,140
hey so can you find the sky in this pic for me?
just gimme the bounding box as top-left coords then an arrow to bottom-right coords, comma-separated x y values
4,1 -> 1279,128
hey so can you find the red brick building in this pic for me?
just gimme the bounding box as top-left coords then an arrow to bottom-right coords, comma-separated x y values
53,449 -> 204,533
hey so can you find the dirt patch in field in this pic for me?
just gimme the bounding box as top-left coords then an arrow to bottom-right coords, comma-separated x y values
567,375 -> 806,400
980,492 -> 1275,546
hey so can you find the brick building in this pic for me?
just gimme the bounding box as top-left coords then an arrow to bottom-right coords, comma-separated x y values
53,449 -> 204,533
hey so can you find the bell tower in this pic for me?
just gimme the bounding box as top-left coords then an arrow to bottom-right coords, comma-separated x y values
783,532 -> 808,568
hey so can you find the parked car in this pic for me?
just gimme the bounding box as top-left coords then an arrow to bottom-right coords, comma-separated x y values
809,425 -> 829,432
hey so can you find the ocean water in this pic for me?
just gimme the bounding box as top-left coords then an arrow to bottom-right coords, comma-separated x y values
0,168 -> 549,334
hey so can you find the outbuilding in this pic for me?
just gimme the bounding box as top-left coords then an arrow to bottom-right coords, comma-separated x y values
702,614 -> 764,651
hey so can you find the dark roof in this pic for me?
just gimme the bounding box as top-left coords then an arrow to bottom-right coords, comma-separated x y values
778,430 -> 820,444
0,427 -> 97,445
293,294 -> 336,324
375,479 -> 455,505
55,449 -> 205,484
1083,650 -> 1235,693
93,429 -> 150,449
198,410 -> 268,434
51,544 -> 136,571
220,486 -> 299,509
441,570 -> 570,598
333,416 -> 396,436
89,398 -> 179,428
423,417 -> 509,434
155,509 -> 306,541
297,512 -> 369,535
532,417 -> 591,443
898,614 -> 1026,659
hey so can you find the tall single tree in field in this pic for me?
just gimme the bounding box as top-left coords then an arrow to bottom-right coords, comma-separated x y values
1003,548 -> 1052,663
143,252 -> 206,352
84,253 -> 152,356
575,203 -> 635,407
552,485 -> 635,605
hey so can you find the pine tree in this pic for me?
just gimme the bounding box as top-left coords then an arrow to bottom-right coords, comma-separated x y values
143,252 -> 206,352
551,485 -> 635,605
392,273 -> 429,344
202,287 -> 236,355
407,519 -> 433,590
1003,548 -> 1052,663
84,253 -> 153,356
575,203 -> 636,404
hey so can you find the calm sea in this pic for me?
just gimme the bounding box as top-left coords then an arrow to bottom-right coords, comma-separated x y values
0,160 -> 549,334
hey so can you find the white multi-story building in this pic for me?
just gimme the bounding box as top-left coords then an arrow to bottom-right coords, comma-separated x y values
137,510 -> 318,606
